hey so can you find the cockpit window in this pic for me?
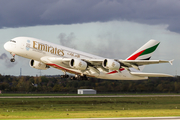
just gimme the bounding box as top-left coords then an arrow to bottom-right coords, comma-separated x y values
10,40 -> 16,43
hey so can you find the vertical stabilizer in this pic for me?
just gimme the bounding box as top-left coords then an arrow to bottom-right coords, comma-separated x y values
126,40 -> 160,60
126,40 -> 160,71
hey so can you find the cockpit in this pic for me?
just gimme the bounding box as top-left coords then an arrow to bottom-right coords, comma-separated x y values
10,40 -> 16,43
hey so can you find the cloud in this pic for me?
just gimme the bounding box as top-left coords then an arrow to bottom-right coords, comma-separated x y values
58,32 -> 76,48
0,53 -> 17,68
0,0 -> 180,33
0,53 -> 8,60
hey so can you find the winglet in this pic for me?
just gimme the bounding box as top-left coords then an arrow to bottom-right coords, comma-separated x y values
169,59 -> 174,65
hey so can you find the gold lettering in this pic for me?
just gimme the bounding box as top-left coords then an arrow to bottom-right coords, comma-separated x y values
55,48 -> 57,54
47,46 -> 51,52
61,50 -> 64,56
57,49 -> 64,56
33,41 -> 64,56
33,41 -> 37,49
50,47 -> 54,54
38,44 -> 45,51
45,44 -> 47,52
75,54 -> 80,58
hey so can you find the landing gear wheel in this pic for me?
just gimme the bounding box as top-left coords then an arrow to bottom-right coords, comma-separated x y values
75,75 -> 88,80
10,53 -> 15,62
10,58 -> 15,62
60,75 -> 69,78
70,76 -> 76,80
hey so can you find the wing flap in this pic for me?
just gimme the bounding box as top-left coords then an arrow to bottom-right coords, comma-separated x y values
131,72 -> 173,77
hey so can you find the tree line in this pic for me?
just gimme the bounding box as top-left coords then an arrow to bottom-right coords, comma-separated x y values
0,74 -> 180,93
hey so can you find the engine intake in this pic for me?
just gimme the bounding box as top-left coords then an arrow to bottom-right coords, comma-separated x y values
70,59 -> 87,70
30,60 -> 49,70
103,59 -> 120,70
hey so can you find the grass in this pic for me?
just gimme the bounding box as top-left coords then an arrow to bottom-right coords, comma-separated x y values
0,93 -> 180,96
0,96 -> 180,119
1,110 -> 180,119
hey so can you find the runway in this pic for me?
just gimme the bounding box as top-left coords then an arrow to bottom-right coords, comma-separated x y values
26,117 -> 180,120
1,94 -> 180,98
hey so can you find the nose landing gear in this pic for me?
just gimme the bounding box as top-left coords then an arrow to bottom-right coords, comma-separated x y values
10,54 -> 15,62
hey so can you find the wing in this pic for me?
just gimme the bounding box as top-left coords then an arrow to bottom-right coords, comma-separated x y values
130,72 -> 173,77
117,59 -> 173,70
40,56 -> 79,74
87,59 -> 173,70
41,56 -> 173,73
119,60 -> 174,66
40,56 -> 101,77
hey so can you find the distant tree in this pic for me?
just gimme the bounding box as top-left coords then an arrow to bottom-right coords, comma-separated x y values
174,82 -> 180,93
72,81 -> 78,88
0,81 -> 10,91
53,84 -> 61,92
17,76 -> 31,91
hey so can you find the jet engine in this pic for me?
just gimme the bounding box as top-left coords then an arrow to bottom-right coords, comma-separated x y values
102,59 -> 121,70
30,60 -> 49,70
70,59 -> 87,70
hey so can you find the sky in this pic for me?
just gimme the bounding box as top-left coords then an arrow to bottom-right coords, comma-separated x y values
0,0 -> 179,76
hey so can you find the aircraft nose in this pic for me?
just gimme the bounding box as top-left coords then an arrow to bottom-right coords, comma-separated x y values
4,42 -> 10,52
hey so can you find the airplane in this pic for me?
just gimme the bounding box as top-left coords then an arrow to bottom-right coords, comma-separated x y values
4,37 -> 173,80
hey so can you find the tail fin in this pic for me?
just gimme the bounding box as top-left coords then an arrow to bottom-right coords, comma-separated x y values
126,39 -> 160,60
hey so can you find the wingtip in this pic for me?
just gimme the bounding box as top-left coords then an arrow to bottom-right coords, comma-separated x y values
169,59 -> 174,65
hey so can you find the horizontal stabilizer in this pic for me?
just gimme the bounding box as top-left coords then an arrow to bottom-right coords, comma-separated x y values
130,72 -> 173,77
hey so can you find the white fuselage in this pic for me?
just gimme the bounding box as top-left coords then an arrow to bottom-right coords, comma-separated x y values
4,37 -> 147,80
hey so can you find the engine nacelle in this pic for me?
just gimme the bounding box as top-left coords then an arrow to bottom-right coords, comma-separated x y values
102,59 -> 121,70
30,60 -> 49,70
69,59 -> 87,70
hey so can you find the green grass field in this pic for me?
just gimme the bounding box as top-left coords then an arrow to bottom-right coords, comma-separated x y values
0,95 -> 180,119
0,93 -> 180,96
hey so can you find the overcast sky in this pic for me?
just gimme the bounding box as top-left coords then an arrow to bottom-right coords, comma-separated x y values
1,0 -> 180,33
0,0 -> 179,76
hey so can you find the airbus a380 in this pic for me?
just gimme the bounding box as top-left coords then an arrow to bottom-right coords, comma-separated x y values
4,37 -> 173,80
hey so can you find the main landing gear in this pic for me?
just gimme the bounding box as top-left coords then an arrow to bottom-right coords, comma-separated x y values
10,54 -> 15,62
61,71 -> 69,78
60,74 -> 69,78
70,74 -> 88,80
60,71 -> 89,80
61,74 -> 88,80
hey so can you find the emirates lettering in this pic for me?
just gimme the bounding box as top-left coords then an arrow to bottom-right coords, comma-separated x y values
33,41 -> 64,56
